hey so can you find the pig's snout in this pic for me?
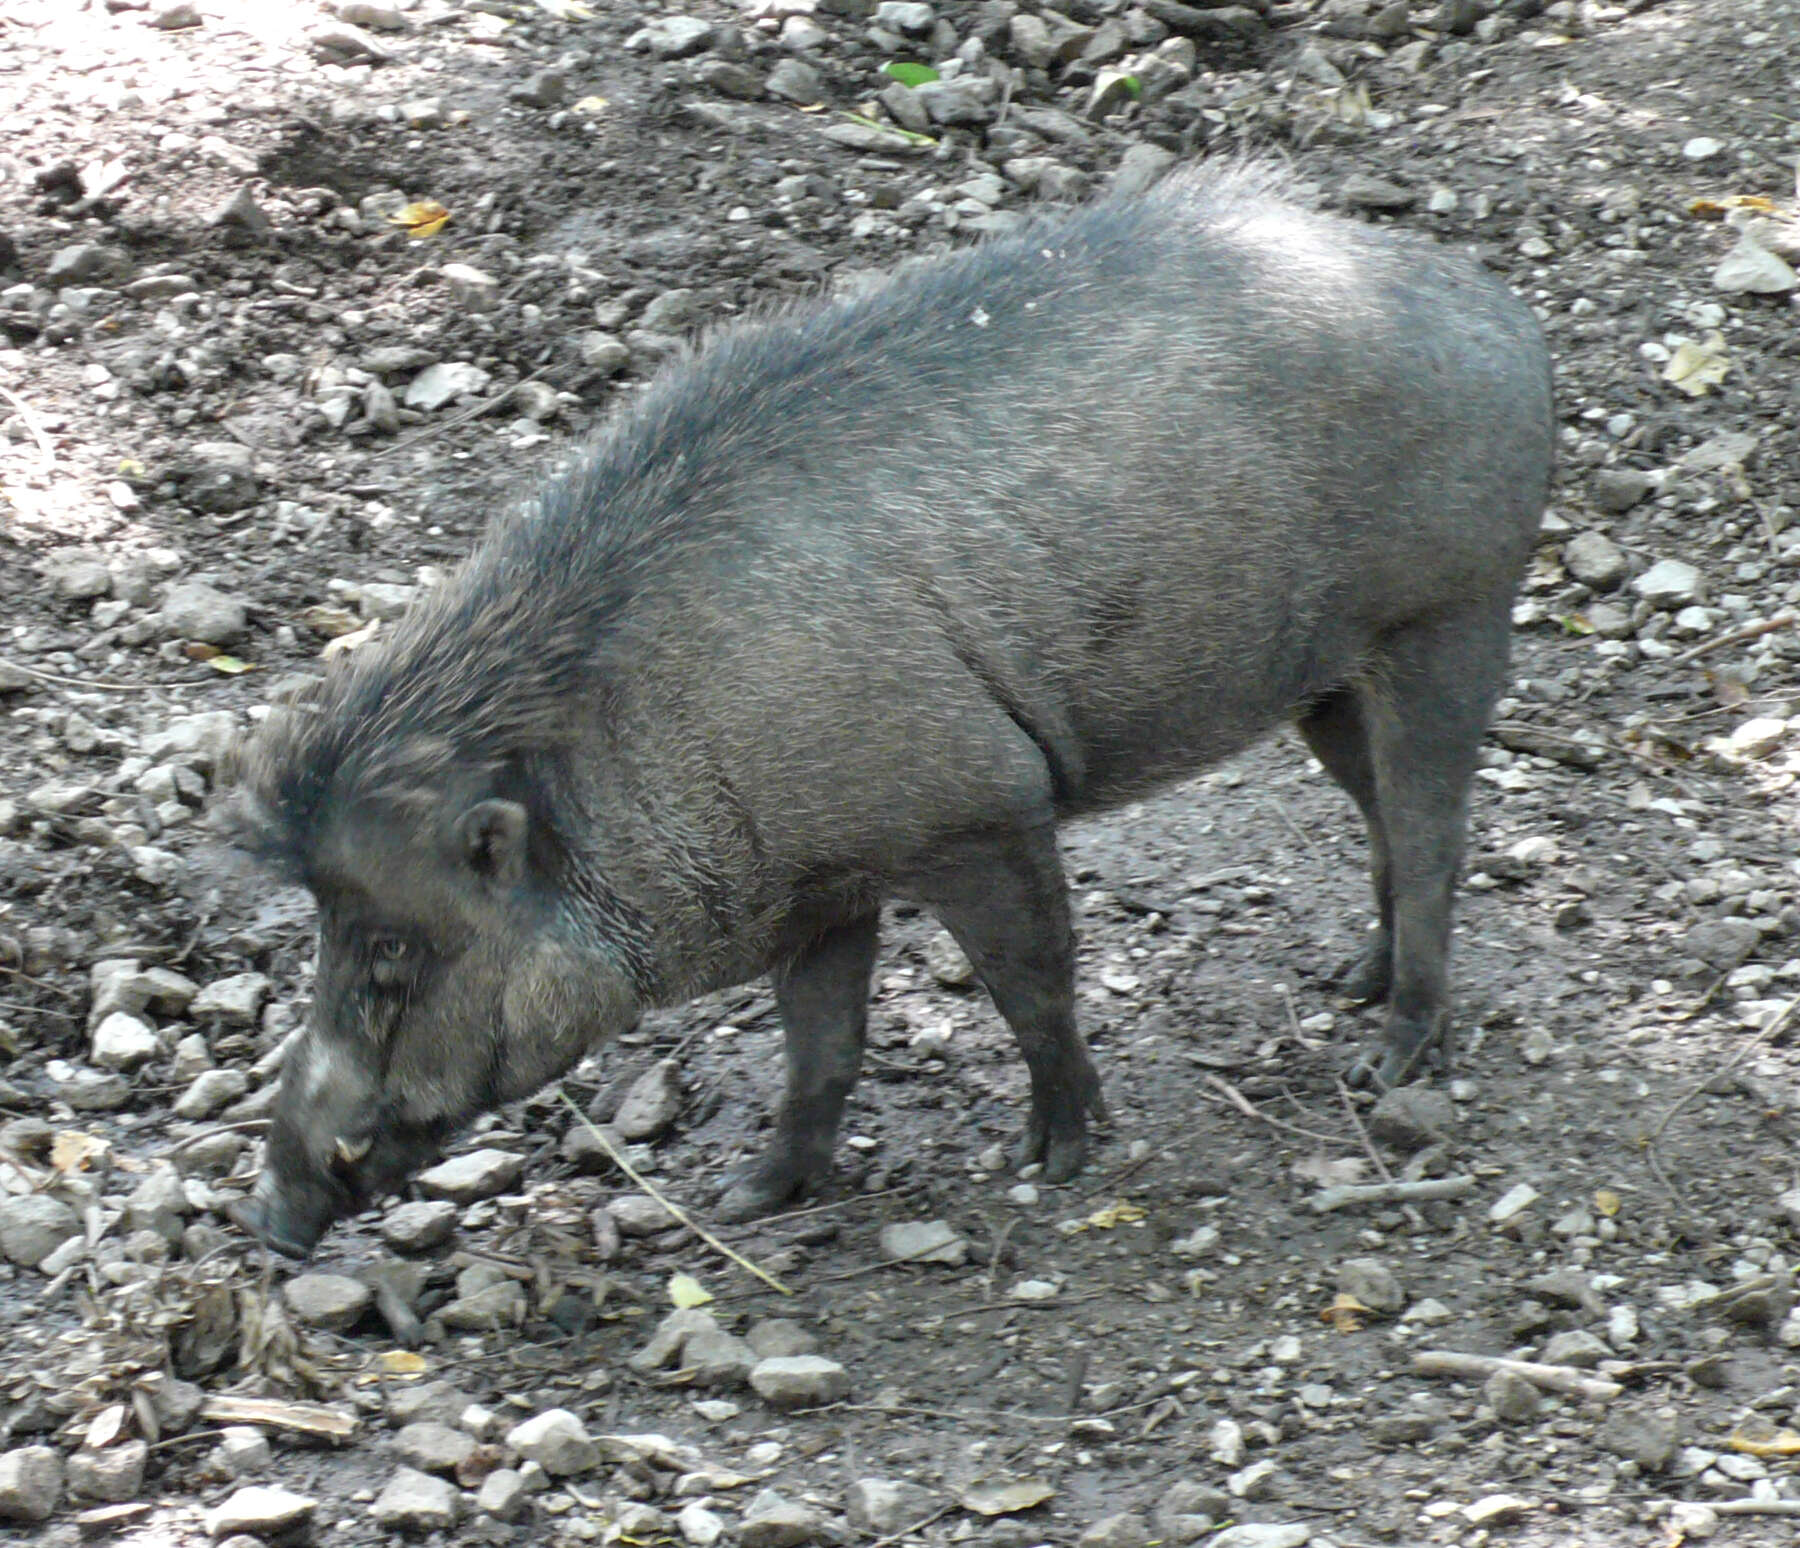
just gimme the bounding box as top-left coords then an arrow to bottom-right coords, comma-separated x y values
230,1172 -> 339,1260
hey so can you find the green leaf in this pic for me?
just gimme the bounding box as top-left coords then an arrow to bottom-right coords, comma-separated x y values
883,61 -> 940,87
1121,74 -> 1142,99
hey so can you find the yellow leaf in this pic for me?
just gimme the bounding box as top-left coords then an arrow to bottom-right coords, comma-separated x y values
207,654 -> 255,675
1320,1292 -> 1371,1331
51,1130 -> 108,1173
116,458 -> 146,477
1662,332 -> 1730,397
958,1478 -> 1055,1516
1729,1427 -> 1800,1457
669,1273 -> 713,1309
1082,1200 -> 1145,1231
390,200 -> 451,240
573,95 -> 610,115
1688,195 -> 1778,220
1593,1189 -> 1621,1218
376,1350 -> 429,1376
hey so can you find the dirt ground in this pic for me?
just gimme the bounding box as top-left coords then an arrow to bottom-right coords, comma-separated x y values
4,0 -> 1800,1543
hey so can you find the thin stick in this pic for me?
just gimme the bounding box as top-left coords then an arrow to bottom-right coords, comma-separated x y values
0,656 -> 164,692
1203,1074 -> 1342,1146
0,384 -> 55,467
1645,992 -> 1800,1203
1710,1500 -> 1800,1516
1309,1175 -> 1475,1213
1335,1078 -> 1393,1183
555,1089 -> 790,1296
864,1502 -> 958,1547
1670,609 -> 1796,667
1412,1350 -> 1622,1401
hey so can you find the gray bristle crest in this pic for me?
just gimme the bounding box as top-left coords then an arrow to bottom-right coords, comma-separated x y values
237,507 -> 628,866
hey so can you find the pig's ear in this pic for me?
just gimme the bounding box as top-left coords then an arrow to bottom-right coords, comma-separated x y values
453,800 -> 529,887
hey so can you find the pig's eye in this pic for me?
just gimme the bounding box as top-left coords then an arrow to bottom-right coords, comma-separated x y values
370,936 -> 418,989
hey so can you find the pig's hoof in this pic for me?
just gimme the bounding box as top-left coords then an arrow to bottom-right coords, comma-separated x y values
717,1161 -> 814,1223
1011,1118 -> 1089,1183
1348,1013 -> 1451,1091
1334,940 -> 1392,1005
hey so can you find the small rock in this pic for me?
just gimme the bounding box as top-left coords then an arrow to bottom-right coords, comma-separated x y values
1079,1512 -> 1150,1548
764,59 -> 823,104
206,1486 -> 316,1539
0,1446 -> 63,1523
1590,467 -> 1653,513
1714,234 -> 1798,295
370,1467 -> 459,1532
1631,558 -> 1704,609
746,1319 -> 819,1359
1484,1368 -> 1541,1423
609,1193 -> 680,1235
875,0 -> 934,32
66,1441 -> 147,1503
172,1068 -> 248,1120
925,932 -> 976,987
506,1410 -> 596,1476
1341,174 -> 1416,211
741,1490 -> 824,1548
615,1059 -> 682,1140
161,582 -> 246,645
477,1468 -> 528,1520
394,1422 -> 476,1475
179,442 -> 259,513
1488,1182 -> 1540,1223
414,1148 -> 524,1203
679,1503 -> 726,1547
846,1479 -> 938,1535
91,1011 -> 159,1071
1366,1084 -> 1455,1149
510,70 -> 568,108
0,1193 -> 82,1269
143,711 -> 238,771
749,1355 -> 849,1409
46,243 -> 128,285
1685,917 -> 1760,971
44,547 -> 114,601
382,1199 -> 460,1253
578,332 -> 630,376
1337,1257 -> 1405,1314
1111,144 -> 1177,199
1562,531 -> 1628,590
637,16 -> 715,56
1668,1502 -> 1718,1539
1683,429 -> 1760,474
439,1280 -> 528,1330
1540,1329 -> 1609,1367
879,1219 -> 968,1265
1599,1406 -> 1679,1472
403,361 -> 493,411
216,1427 -> 271,1477
385,1382 -> 471,1429
1206,1525 -> 1310,1548
284,1272 -> 373,1331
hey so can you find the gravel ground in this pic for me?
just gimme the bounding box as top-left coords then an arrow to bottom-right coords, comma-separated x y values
4,0 -> 1800,1544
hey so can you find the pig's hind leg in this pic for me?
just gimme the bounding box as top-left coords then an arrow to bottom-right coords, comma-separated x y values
1347,599 -> 1513,1089
1296,684 -> 1394,1005
716,911 -> 881,1222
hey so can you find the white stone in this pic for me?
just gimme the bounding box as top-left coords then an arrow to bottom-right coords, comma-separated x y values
92,1011 -> 159,1071
1631,558 -> 1703,608
506,1409 -> 596,1476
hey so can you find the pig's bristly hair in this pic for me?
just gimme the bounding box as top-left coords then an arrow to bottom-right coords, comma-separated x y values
234,161 -> 1296,863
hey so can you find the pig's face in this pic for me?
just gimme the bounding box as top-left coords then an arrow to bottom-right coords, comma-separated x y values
233,795 -> 638,1257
